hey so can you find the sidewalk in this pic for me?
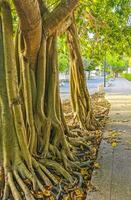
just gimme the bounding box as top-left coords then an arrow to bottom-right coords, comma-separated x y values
87,78 -> 131,200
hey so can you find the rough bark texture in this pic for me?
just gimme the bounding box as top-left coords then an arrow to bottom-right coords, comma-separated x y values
43,0 -> 78,36
13,0 -> 42,58
67,18 -> 95,130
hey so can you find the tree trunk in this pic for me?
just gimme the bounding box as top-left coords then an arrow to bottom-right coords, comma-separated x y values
0,1 -> 96,199
67,17 -> 96,130
13,0 -> 42,59
88,71 -> 91,79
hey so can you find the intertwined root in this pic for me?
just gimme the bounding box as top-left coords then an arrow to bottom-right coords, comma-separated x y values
0,156 -> 77,200
0,128 -> 96,200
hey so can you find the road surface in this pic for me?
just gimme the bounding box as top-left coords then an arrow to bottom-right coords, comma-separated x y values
60,76 -> 104,100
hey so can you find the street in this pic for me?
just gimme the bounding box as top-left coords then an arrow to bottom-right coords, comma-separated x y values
60,76 -> 104,100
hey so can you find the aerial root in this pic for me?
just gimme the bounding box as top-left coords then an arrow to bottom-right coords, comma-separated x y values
0,132 -> 94,200
17,163 -> 37,191
68,137 -> 90,148
0,142 -> 92,200
73,172 -> 83,188
61,149 -> 72,171
2,182 -> 10,200
0,159 -> 52,199
38,163 -> 59,185
1,161 -> 57,200
1,166 -> 34,200
49,144 -> 61,160
8,172 -> 22,200
32,159 -> 51,186
14,170 -> 35,200
40,159 -> 74,184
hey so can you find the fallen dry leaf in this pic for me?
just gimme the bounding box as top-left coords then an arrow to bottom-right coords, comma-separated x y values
94,162 -> 100,169
111,142 -> 118,148
126,141 -> 131,145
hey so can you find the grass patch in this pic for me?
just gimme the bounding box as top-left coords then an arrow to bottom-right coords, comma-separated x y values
122,73 -> 131,81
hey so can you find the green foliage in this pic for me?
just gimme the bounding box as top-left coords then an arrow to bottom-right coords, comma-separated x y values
83,58 -> 96,72
122,73 -> 131,81
76,0 -> 131,69
58,35 -> 69,73
58,52 -> 68,72
46,0 -> 60,11
106,73 -> 114,81
106,53 -> 128,73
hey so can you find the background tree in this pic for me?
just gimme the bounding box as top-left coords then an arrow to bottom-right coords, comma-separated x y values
106,53 -> 128,77
67,17 -> 97,130
76,0 -> 131,73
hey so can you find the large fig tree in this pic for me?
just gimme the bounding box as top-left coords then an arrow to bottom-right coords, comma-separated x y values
0,0 -> 96,199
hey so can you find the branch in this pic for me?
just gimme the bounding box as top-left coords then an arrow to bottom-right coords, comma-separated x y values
58,17 -> 72,35
13,0 -> 42,58
43,0 -> 78,36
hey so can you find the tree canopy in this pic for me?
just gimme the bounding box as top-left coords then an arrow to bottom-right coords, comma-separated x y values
73,0 -> 130,72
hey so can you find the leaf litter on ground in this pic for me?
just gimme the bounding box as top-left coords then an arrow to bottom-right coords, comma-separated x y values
30,93 -> 110,199
60,92 -> 110,198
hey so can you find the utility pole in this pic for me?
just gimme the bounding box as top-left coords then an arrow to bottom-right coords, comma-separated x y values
104,53 -> 106,87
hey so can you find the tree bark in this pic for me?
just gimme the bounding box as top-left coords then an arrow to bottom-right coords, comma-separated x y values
13,0 -> 42,58
0,1 -> 97,199
67,17 -> 95,130
43,0 -> 78,36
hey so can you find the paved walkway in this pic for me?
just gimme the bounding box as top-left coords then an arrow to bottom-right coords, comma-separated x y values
87,78 -> 131,200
